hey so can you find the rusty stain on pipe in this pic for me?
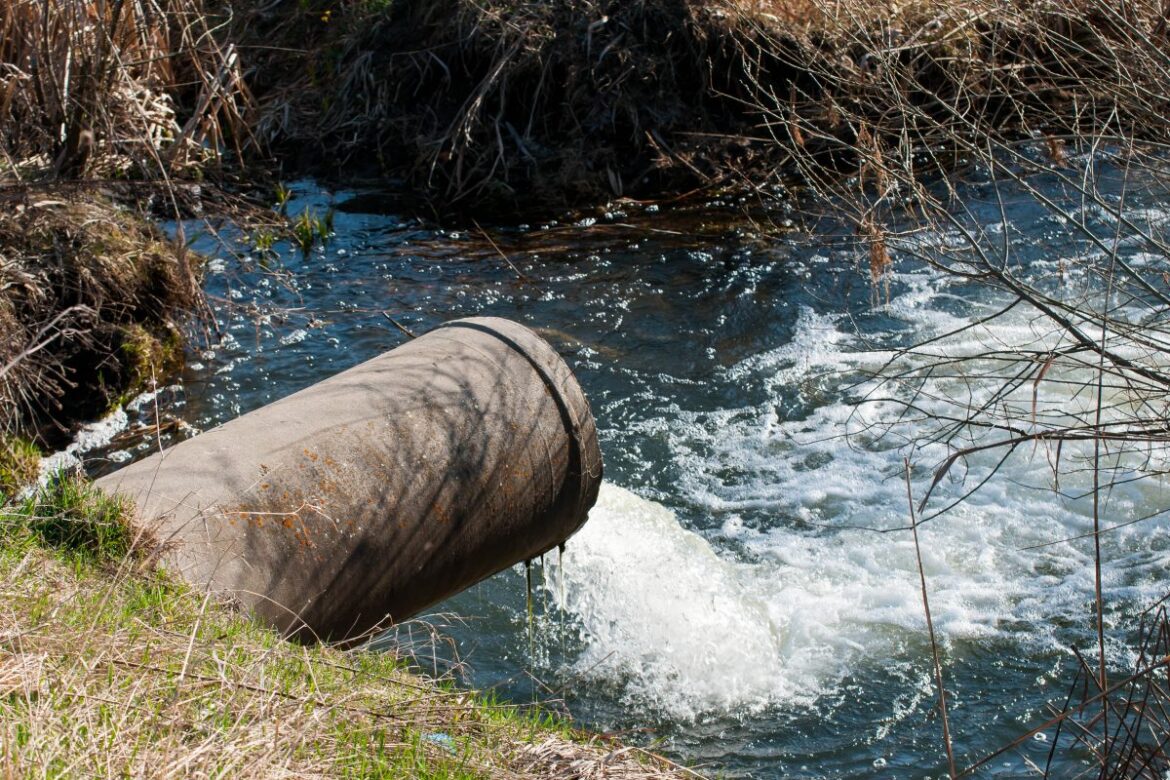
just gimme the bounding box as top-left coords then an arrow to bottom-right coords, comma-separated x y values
95,317 -> 603,643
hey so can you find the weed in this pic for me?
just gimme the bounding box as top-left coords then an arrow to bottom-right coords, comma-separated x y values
0,0 -> 252,179
0,196 -> 201,444
239,0 -> 1170,214
0,436 -> 39,501
292,207 -> 333,253
3,474 -> 137,564
252,229 -> 279,254
274,182 -> 293,216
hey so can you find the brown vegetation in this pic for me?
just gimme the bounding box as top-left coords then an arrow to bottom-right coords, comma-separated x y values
239,0 -> 1170,214
0,0 -> 252,454
5,0 -> 1168,213
0,195 -> 198,446
0,0 -> 251,180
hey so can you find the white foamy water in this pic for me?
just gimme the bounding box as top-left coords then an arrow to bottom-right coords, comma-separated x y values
548,266 -> 1170,722
37,407 -> 130,483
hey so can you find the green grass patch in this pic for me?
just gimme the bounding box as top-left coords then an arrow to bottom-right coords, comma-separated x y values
0,435 -> 39,501
292,206 -> 333,253
2,474 -> 138,564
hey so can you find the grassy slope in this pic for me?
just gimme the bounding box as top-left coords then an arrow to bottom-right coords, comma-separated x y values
0,477 -> 689,779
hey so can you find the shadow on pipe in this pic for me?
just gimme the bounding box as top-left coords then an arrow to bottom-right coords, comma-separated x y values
96,317 -> 603,643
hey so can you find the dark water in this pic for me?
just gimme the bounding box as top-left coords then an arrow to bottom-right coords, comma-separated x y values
82,151 -> 1170,778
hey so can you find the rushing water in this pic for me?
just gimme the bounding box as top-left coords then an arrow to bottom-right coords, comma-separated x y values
79,152 -> 1170,777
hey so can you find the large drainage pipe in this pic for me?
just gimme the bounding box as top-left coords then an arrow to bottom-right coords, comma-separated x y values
96,317 -> 602,643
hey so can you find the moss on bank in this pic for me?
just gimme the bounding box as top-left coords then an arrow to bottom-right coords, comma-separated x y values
0,478 -> 691,779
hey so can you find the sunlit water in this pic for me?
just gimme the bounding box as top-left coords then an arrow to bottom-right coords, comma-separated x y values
77,153 -> 1170,777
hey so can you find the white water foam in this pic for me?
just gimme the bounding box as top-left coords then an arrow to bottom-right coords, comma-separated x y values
37,407 -> 130,482
549,265 -> 1170,722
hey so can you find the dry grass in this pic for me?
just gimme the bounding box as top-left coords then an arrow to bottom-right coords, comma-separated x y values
0,0 -> 251,180
0,0 -> 257,452
234,0 -> 1170,214
0,478 -> 697,779
6,0 -> 1166,210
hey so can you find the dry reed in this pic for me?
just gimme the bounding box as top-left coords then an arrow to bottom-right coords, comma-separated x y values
0,0 -> 252,180
235,0 -> 1170,214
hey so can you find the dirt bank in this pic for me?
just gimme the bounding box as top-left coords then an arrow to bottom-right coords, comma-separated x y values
0,193 -> 198,474
0,0 -> 251,480
8,0 -> 1169,219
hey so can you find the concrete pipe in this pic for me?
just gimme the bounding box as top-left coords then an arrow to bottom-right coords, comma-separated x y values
96,317 -> 603,643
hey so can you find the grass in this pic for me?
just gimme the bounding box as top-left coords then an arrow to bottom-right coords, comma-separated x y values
0,437 -> 39,503
0,477 -> 691,779
293,207 -> 334,253
6,0 -> 1169,215
7,475 -> 138,563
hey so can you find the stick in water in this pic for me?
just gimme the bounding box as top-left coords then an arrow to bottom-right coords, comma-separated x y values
905,456 -> 957,779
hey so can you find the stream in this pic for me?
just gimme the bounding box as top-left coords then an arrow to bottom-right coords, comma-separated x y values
78,149 -> 1170,778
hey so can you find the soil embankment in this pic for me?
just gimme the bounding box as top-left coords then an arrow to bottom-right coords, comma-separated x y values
1,0 -> 244,475
0,193 -> 197,493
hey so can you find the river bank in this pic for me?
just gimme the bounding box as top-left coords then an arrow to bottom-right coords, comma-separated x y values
0,476 -> 694,778
0,193 -> 198,496
247,0 -> 1170,215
